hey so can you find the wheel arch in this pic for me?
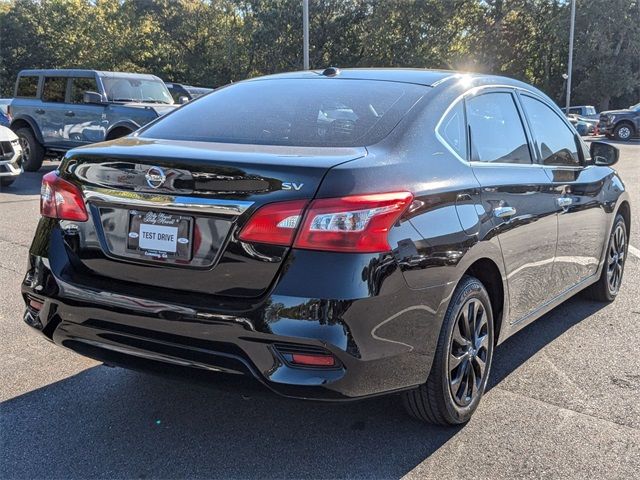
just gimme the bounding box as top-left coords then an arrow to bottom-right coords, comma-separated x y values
10,116 -> 44,144
105,121 -> 139,140
463,257 -> 507,345
616,200 -> 631,236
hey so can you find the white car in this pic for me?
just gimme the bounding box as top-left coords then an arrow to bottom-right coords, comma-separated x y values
0,125 -> 22,187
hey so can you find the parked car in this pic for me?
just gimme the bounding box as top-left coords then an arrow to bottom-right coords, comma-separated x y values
566,113 -> 597,136
10,69 -> 177,172
599,103 -> 640,141
0,125 -> 22,187
562,105 -> 599,120
165,82 -> 213,103
0,99 -> 12,127
22,68 -> 630,425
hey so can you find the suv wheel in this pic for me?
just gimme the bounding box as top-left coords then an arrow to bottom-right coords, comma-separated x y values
402,275 -> 494,425
613,123 -> 634,141
16,128 -> 45,172
0,177 -> 16,187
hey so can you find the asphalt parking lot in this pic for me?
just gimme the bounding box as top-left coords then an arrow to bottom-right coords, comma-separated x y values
1,140 -> 639,479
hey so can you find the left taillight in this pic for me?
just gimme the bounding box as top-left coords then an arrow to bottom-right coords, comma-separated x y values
40,171 -> 88,222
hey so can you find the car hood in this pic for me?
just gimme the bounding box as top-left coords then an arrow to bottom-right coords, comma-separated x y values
600,109 -> 633,116
0,125 -> 18,141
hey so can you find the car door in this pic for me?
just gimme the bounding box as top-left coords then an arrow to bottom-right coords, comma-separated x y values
66,75 -> 107,145
519,93 -> 610,294
40,76 -> 72,148
466,89 -> 559,323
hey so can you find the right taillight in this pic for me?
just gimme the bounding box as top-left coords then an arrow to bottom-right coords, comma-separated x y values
238,192 -> 413,253
40,171 -> 88,222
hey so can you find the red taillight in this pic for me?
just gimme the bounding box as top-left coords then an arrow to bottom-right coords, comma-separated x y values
40,171 -> 88,222
238,199 -> 308,246
238,192 -> 413,253
291,353 -> 336,367
294,192 -> 413,253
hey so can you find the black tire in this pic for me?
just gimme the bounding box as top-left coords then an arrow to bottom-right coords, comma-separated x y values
402,275 -> 494,425
16,128 -> 45,172
0,177 -> 16,187
613,123 -> 634,141
584,214 -> 627,302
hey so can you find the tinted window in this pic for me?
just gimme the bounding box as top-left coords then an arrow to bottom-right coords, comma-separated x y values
42,77 -> 67,103
70,77 -> 99,103
467,92 -> 532,164
438,101 -> 467,159
568,107 -> 581,115
16,76 -> 39,97
140,79 -> 426,147
521,95 -> 580,167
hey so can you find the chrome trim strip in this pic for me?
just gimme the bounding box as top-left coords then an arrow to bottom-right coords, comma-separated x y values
83,187 -> 253,216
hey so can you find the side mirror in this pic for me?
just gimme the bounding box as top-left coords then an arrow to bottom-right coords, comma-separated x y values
590,141 -> 619,166
83,91 -> 105,104
178,96 -> 189,105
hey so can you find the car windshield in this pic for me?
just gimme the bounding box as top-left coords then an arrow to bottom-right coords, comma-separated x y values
102,77 -> 173,104
140,79 -> 427,147
585,106 -> 597,115
629,103 -> 640,112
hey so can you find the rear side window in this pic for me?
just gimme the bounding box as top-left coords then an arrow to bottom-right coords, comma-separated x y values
16,76 -> 39,97
438,101 -> 467,160
70,77 -> 99,103
521,95 -> 580,167
467,92 -> 532,164
42,77 -> 67,103
140,79 -> 427,147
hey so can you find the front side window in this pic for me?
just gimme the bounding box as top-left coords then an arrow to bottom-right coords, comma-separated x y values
42,77 -> 67,103
438,101 -> 467,160
467,92 -> 532,164
521,95 -> 580,167
70,77 -> 99,103
140,79 -> 427,147
102,77 -> 173,104
16,76 -> 39,97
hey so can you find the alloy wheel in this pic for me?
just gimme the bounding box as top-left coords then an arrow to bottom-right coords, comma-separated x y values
617,126 -> 631,139
607,223 -> 626,294
19,136 -> 31,162
448,298 -> 489,407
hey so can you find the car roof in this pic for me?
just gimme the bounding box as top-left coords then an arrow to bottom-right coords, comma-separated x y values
245,68 -> 535,89
17,69 -> 161,80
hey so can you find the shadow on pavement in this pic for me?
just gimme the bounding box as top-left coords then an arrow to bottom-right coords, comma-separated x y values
0,293 -> 608,479
0,162 -> 58,195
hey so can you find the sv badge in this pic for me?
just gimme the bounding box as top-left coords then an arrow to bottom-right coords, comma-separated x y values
282,182 -> 304,191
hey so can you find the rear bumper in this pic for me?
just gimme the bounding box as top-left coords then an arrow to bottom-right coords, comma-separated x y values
22,247 -> 450,400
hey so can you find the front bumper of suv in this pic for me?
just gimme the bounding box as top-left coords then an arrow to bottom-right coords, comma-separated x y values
0,139 -> 22,178
21,229 -> 451,401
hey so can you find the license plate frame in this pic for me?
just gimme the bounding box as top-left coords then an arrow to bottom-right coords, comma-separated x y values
126,210 -> 193,261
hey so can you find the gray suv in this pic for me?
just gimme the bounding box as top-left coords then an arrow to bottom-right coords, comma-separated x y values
10,69 -> 177,171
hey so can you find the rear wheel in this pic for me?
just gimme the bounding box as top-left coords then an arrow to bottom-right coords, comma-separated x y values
403,275 -> 494,425
613,123 -> 634,141
16,128 -> 44,172
584,214 -> 627,302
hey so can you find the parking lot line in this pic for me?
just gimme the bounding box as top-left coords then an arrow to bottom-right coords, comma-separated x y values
629,244 -> 640,259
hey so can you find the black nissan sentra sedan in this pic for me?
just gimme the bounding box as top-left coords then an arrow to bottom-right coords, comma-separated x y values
23,68 -> 630,425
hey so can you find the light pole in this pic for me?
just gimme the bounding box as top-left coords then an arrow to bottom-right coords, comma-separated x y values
565,0 -> 576,110
303,0 -> 309,70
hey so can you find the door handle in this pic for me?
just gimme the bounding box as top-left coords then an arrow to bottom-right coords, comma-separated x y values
35,109 -> 45,114
64,111 -> 75,117
493,206 -> 517,218
556,197 -> 573,208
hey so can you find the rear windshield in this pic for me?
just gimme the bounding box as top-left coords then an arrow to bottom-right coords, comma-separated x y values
140,79 -> 427,147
